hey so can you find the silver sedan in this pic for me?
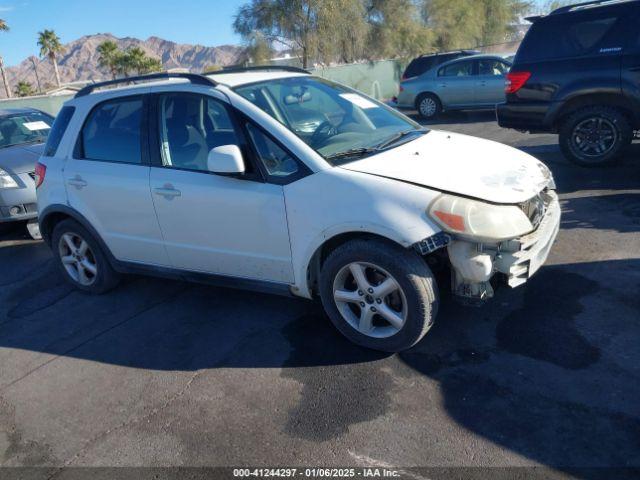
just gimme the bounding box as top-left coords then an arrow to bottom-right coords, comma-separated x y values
396,54 -> 512,119
0,108 -> 53,233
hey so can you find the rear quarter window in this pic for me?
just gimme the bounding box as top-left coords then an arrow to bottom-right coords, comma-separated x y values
43,106 -> 75,157
517,14 -> 619,63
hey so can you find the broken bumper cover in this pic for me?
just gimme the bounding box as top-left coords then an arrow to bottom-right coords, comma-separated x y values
495,192 -> 561,287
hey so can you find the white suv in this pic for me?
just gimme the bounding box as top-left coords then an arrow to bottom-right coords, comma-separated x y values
36,69 -> 560,352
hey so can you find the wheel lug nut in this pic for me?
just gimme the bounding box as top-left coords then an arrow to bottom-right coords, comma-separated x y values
358,290 -> 363,296
367,288 -> 374,294
371,306 -> 377,312
376,298 -> 382,304
360,302 -> 365,307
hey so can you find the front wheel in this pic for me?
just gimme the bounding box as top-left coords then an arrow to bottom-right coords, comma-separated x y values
559,106 -> 632,167
319,239 -> 439,352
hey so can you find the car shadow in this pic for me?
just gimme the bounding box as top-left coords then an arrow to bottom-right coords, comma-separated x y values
1,254 -> 639,471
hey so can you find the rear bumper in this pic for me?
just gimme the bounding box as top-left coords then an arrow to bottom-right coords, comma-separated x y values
496,102 -> 553,132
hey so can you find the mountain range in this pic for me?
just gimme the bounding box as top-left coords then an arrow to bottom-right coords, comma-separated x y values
2,33 -> 244,98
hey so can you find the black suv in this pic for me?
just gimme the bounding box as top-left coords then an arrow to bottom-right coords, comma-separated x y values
497,0 -> 640,166
402,50 -> 480,80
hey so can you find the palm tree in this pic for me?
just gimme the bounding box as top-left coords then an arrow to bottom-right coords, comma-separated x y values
126,47 -> 147,75
37,29 -> 65,87
14,80 -> 35,97
0,19 -> 11,98
97,40 -> 120,79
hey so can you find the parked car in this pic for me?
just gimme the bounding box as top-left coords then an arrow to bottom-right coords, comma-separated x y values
401,50 -> 480,81
396,54 -> 512,119
36,69 -> 560,352
497,0 -> 640,166
0,107 -> 54,236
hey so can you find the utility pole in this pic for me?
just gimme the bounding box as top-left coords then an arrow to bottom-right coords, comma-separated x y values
30,56 -> 42,94
0,55 -> 11,98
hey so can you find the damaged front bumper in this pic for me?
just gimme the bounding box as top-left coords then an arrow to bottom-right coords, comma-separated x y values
436,191 -> 561,301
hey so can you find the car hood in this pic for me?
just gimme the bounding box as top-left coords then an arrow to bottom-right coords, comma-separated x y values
0,142 -> 45,174
340,130 -> 552,204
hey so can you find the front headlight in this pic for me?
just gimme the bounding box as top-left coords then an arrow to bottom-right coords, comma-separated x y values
428,194 -> 533,242
0,168 -> 18,189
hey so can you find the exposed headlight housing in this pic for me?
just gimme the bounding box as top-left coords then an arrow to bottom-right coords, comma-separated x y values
428,194 -> 534,242
0,168 -> 18,189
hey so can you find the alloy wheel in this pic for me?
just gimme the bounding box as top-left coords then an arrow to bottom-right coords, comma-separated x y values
332,262 -> 407,339
419,97 -> 437,118
58,232 -> 98,286
571,116 -> 618,161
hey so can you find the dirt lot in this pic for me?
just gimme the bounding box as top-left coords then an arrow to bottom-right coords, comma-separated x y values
1,111 -> 639,479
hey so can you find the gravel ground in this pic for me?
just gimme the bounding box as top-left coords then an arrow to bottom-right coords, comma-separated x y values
0,110 -> 639,479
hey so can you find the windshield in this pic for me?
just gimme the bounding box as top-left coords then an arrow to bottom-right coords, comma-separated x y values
235,77 -> 425,164
0,111 -> 54,149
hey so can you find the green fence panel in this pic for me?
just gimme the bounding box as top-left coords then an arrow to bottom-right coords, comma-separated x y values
311,60 -> 403,101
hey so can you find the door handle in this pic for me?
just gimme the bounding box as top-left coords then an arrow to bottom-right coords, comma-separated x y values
439,84 -> 447,88
153,186 -> 181,198
67,176 -> 87,188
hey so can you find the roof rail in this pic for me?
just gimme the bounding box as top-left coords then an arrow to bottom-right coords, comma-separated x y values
216,65 -> 311,75
75,72 -> 218,98
550,0 -> 634,14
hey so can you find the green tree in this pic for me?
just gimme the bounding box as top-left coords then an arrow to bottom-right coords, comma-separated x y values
422,0 -> 529,50
317,0 -> 369,63
114,47 -> 162,76
97,40 -> 120,79
37,29 -> 65,87
367,0 -> 432,59
0,19 -> 12,98
234,0 -> 319,68
202,64 -> 223,73
243,32 -> 274,65
14,80 -> 35,97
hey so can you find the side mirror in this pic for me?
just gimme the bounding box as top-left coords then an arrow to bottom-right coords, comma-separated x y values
207,145 -> 245,175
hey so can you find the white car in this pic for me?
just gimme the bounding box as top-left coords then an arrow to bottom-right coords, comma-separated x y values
36,68 -> 560,352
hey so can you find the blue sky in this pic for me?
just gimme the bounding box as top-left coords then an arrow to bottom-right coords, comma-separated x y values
0,0 -> 246,66
0,0 -> 549,67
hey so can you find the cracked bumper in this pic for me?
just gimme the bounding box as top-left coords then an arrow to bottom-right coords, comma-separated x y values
495,192 -> 561,287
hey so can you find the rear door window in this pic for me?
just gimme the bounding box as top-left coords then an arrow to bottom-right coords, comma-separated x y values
439,60 -> 475,77
80,97 -> 143,164
44,106 -> 74,156
518,14 -> 620,62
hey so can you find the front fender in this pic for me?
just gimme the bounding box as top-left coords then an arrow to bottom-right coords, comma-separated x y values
284,168 -> 442,298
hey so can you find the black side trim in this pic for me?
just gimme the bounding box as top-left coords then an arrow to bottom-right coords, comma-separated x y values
115,261 -> 295,297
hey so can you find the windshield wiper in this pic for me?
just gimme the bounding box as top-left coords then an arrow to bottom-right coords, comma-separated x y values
374,128 -> 428,151
325,147 -> 377,161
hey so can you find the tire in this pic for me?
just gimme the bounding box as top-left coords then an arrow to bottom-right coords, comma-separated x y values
319,238 -> 439,352
415,93 -> 442,120
52,219 -> 121,294
559,105 -> 632,167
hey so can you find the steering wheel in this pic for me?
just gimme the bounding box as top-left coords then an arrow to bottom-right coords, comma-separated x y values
310,120 -> 339,147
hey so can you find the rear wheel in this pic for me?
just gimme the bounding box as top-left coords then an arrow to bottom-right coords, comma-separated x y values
52,219 -> 121,294
416,93 -> 442,120
319,239 -> 438,352
559,106 -> 632,166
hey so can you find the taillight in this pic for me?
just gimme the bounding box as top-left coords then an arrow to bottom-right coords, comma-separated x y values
34,162 -> 46,188
505,71 -> 531,94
